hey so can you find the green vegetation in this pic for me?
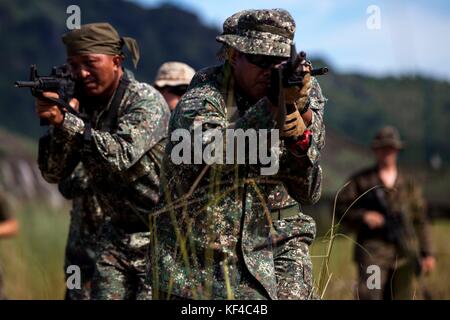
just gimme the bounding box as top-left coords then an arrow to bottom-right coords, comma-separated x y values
1,204 -> 448,299
311,219 -> 450,299
0,202 -> 69,299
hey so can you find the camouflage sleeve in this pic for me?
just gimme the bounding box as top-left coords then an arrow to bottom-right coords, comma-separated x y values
38,125 -> 83,184
234,97 -> 276,130
276,77 -> 326,205
409,179 -> 433,257
172,90 -> 276,159
278,151 -> 322,205
308,77 -> 326,151
178,93 -> 275,131
58,93 -> 169,174
58,164 -> 90,200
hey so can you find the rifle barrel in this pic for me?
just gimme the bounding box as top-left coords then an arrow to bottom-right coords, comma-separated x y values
311,67 -> 329,76
14,81 -> 39,88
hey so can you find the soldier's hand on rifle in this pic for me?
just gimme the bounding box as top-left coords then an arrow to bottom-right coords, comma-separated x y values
421,256 -> 436,275
35,92 -> 79,127
363,210 -> 385,229
280,61 -> 313,140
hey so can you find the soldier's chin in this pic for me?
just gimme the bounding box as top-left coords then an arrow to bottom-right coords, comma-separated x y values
83,84 -> 102,96
252,86 -> 267,101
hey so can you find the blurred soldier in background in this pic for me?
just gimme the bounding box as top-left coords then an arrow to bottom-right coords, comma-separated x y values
337,126 -> 436,300
153,61 -> 195,111
36,23 -> 170,299
0,192 -> 19,300
58,164 -> 103,300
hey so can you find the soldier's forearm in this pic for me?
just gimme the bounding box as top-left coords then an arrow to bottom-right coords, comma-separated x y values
59,105 -> 167,174
0,219 -> 19,238
284,162 -> 322,205
417,221 -> 434,257
38,128 -> 82,183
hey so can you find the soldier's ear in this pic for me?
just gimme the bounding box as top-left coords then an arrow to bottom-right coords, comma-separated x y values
112,55 -> 123,70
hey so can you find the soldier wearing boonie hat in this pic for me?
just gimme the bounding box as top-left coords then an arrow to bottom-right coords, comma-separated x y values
371,126 -> 404,150
190,8 -> 327,300
216,9 -> 295,57
153,62 -> 195,111
36,22 -> 170,300
151,9 -> 326,300
337,126 -> 435,300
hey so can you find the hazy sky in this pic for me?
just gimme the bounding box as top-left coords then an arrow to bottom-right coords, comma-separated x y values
133,0 -> 450,81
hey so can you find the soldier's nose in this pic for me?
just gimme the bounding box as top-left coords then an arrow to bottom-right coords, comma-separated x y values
80,69 -> 90,79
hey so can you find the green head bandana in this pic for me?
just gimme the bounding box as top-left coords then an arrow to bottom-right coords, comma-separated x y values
62,22 -> 140,68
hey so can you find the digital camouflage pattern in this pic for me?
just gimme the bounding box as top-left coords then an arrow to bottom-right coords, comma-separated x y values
91,221 -> 151,299
216,9 -> 295,58
221,10 -> 251,36
337,167 -> 433,299
58,164 -> 104,300
272,225 -> 315,299
194,9 -> 327,299
38,73 -> 170,300
150,55 -> 323,299
265,75 -> 325,300
189,67 -> 326,299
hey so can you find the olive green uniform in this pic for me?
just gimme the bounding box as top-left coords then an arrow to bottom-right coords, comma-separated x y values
337,166 -> 433,299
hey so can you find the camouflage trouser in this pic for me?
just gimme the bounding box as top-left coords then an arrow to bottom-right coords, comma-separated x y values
355,240 -> 415,300
64,263 -> 95,300
91,222 -> 151,300
272,212 -> 317,300
64,240 -> 97,300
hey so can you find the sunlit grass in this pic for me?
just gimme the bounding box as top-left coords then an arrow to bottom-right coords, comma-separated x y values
0,202 -> 448,299
0,202 -> 69,299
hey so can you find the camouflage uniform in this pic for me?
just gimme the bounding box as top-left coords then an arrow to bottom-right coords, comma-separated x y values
38,32 -> 170,300
268,77 -> 325,299
337,128 -> 433,300
193,10 -> 327,300
149,9 -> 323,300
58,164 -> 104,300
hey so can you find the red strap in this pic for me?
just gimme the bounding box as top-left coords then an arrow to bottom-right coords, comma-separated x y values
289,129 -> 312,153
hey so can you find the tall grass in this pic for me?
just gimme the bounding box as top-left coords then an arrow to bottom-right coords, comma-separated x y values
0,202 -> 69,299
311,220 -> 450,300
0,201 -> 448,299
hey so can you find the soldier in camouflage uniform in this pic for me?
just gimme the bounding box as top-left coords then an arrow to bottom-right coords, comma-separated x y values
58,164 -> 103,300
189,11 -> 327,300
149,9 -> 324,300
0,192 -> 19,300
35,23 -> 170,299
153,61 -> 195,111
337,126 -> 435,300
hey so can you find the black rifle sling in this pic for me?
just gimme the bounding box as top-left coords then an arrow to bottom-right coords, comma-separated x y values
103,73 -> 131,132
